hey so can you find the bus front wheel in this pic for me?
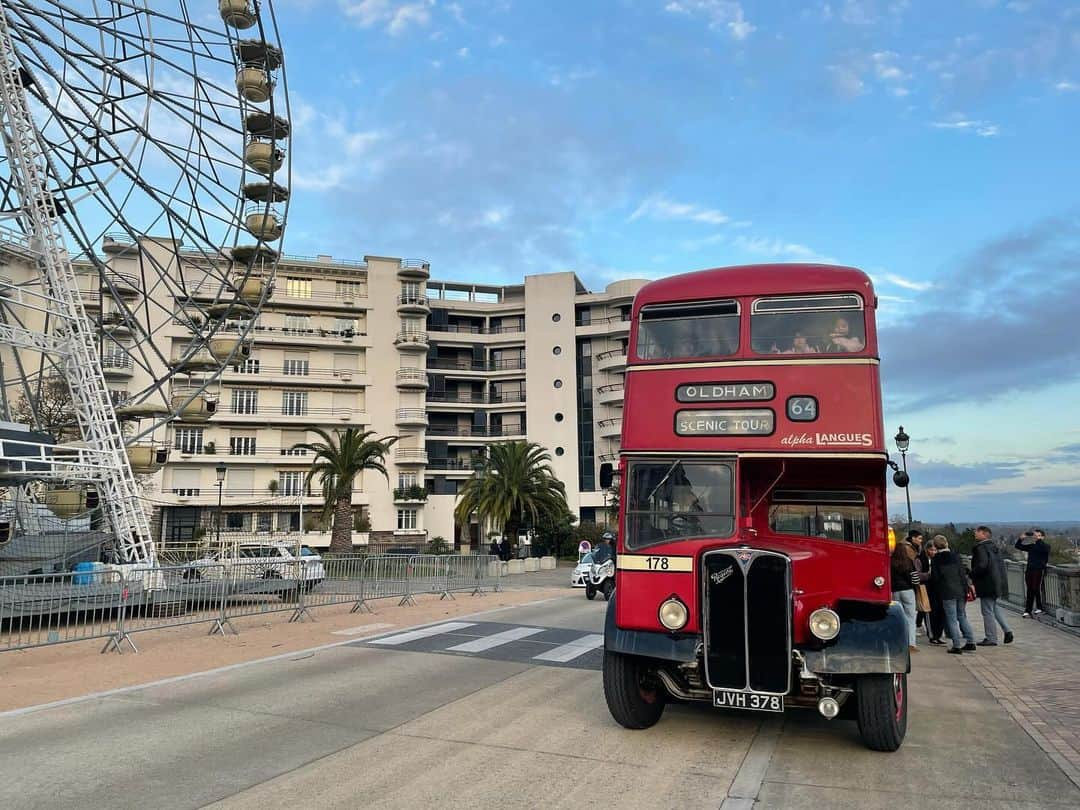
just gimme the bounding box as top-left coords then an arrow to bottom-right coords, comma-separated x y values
603,650 -> 666,729
856,673 -> 907,752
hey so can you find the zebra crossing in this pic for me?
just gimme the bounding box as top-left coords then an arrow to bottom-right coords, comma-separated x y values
356,621 -> 605,670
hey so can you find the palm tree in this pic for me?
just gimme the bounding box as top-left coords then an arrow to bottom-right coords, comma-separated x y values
293,428 -> 397,555
454,441 -> 568,549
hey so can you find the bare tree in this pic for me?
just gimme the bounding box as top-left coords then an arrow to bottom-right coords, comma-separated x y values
11,377 -> 77,442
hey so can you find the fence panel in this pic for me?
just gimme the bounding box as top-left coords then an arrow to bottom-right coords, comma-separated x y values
0,569 -> 127,653
222,559 -> 305,623
303,555 -> 367,614
445,554 -> 500,595
408,555 -> 449,599
118,565 -> 230,644
356,555 -> 413,609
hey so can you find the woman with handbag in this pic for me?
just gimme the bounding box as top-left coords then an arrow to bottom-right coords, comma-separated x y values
928,535 -> 978,654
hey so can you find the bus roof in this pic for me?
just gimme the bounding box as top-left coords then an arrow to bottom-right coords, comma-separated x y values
634,264 -> 875,309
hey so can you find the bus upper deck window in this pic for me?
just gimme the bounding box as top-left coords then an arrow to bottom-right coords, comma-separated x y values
637,300 -> 739,360
750,294 -> 866,356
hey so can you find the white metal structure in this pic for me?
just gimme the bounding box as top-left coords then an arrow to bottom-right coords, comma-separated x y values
0,2 -> 290,569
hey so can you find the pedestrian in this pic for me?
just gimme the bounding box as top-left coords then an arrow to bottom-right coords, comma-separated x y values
890,527 -> 922,652
929,536 -> 977,654
971,526 -> 1014,646
1015,528 -> 1050,617
923,537 -> 947,645
908,530 -> 932,634
498,537 -> 511,562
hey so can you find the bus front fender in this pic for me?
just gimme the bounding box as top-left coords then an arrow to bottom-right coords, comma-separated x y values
604,597 -> 700,663
801,602 -> 911,675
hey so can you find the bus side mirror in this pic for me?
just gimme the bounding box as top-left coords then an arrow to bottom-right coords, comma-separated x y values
893,470 -> 910,488
599,463 -> 613,489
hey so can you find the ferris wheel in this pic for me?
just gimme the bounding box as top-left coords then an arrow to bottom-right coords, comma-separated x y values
0,1 -> 291,568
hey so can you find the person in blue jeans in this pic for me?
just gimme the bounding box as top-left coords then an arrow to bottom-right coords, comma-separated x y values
928,536 -> 977,654
890,529 -> 923,651
971,526 -> 1014,646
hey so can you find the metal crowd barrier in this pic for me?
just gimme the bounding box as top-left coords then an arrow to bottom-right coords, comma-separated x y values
0,553 -> 509,655
0,568 -> 128,654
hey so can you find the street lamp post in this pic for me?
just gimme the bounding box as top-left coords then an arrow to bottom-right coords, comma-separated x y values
894,426 -> 912,527
215,461 -> 227,547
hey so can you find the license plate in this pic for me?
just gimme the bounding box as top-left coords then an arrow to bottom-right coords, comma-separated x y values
712,689 -> 783,713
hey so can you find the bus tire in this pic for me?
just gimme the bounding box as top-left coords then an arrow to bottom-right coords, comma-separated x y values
856,673 -> 907,752
585,584 -> 597,600
603,650 -> 666,729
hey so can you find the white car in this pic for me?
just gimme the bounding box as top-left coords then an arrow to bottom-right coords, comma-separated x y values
181,542 -> 325,588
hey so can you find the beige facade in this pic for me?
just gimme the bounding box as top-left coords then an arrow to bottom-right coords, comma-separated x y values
1,238 -> 646,552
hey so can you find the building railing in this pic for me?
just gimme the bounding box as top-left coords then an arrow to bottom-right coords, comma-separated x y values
398,294 -> 429,306
426,424 -> 525,438
426,457 -> 473,471
394,331 -> 429,347
395,368 -> 428,384
427,323 -> 524,335
395,408 -> 428,422
394,449 -> 429,463
426,391 -> 526,405
1003,560 -> 1080,621
595,348 -> 627,361
596,383 -> 624,394
426,358 -> 526,372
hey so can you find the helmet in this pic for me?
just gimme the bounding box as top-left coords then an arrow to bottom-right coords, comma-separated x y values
601,531 -> 615,542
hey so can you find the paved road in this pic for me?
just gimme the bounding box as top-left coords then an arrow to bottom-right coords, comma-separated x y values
1,593 -> 1077,809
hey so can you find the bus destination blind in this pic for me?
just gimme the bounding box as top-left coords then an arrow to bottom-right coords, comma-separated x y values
675,409 -> 775,436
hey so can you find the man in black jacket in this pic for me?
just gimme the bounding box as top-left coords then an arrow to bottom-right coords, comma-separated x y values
929,536 -> 977,653
971,526 -> 1014,646
1015,529 -> 1050,617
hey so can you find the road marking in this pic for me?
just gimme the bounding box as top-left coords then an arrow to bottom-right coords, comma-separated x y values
721,716 -> 783,809
446,626 -> 544,652
330,623 -> 396,637
368,622 -> 477,646
533,633 -> 604,662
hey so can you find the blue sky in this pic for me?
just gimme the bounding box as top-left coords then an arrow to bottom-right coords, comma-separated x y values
272,0 -> 1080,522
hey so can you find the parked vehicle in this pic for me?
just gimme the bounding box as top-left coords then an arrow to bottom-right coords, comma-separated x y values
181,542 -> 324,589
571,551 -> 595,588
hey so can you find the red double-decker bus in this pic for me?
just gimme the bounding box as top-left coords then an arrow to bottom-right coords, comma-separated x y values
599,263 -> 911,751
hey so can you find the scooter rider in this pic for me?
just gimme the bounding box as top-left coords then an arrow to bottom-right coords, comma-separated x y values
594,531 -> 616,564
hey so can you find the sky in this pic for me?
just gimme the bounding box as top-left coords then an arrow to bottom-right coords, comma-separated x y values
267,0 -> 1079,523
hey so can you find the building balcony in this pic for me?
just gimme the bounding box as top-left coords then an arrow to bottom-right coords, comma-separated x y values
397,293 -> 431,315
394,331 -> 429,352
101,356 -> 135,377
595,348 -> 627,374
395,368 -> 429,389
395,448 -> 429,466
393,485 -> 429,504
425,391 -> 526,406
597,417 -> 622,439
425,456 -> 475,473
426,424 -> 525,439
397,259 -> 430,281
220,367 -> 367,387
596,383 -> 624,406
396,408 -> 428,427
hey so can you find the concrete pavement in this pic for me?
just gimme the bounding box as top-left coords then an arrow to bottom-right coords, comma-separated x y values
0,593 -> 1077,809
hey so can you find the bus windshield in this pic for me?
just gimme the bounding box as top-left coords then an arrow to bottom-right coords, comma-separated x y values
636,300 -> 739,360
750,294 -> 866,355
626,460 -> 735,549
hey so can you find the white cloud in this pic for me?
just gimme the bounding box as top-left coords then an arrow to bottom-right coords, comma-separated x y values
457,47 -> 470,58
878,272 -> 933,291
731,235 -> 837,264
828,63 -> 867,97
339,0 -> 435,36
931,115 -> 1000,137
664,1 -> 756,41
1056,80 -> 1078,92
872,51 -> 908,82
629,194 -> 730,226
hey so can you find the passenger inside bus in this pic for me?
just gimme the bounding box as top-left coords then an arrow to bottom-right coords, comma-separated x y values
752,310 -> 866,355
823,317 -> 865,353
638,308 -> 739,359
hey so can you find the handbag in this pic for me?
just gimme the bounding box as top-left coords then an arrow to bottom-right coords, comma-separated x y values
915,584 -> 931,613
965,585 -> 977,603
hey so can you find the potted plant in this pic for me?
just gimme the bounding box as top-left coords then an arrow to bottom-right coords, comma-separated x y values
267,479 -> 279,495
204,441 -> 216,455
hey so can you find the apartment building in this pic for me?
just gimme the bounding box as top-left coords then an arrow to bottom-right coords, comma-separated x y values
0,235 -> 646,551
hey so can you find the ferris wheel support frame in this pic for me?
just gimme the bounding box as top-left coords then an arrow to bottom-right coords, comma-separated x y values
0,10 -> 154,565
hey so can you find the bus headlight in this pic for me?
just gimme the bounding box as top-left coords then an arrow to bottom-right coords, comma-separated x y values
658,597 -> 689,631
809,608 -> 841,641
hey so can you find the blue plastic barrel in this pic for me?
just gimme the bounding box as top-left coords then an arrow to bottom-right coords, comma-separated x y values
72,561 -> 96,585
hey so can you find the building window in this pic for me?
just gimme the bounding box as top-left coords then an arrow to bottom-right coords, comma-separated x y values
279,471 -> 305,496
576,338 -> 596,491
225,512 -> 250,532
284,314 -> 312,335
281,391 -> 308,416
285,277 -> 312,299
397,509 -> 418,530
401,282 -> 421,300
336,280 -> 365,300
333,317 -> 356,336
174,427 -> 204,453
230,435 -> 257,456
277,511 -> 300,532
256,512 -> 272,533
283,353 -> 310,376
231,388 -> 258,415
108,389 -> 129,406
398,472 -> 417,489
281,430 -> 308,456
233,357 -> 260,374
